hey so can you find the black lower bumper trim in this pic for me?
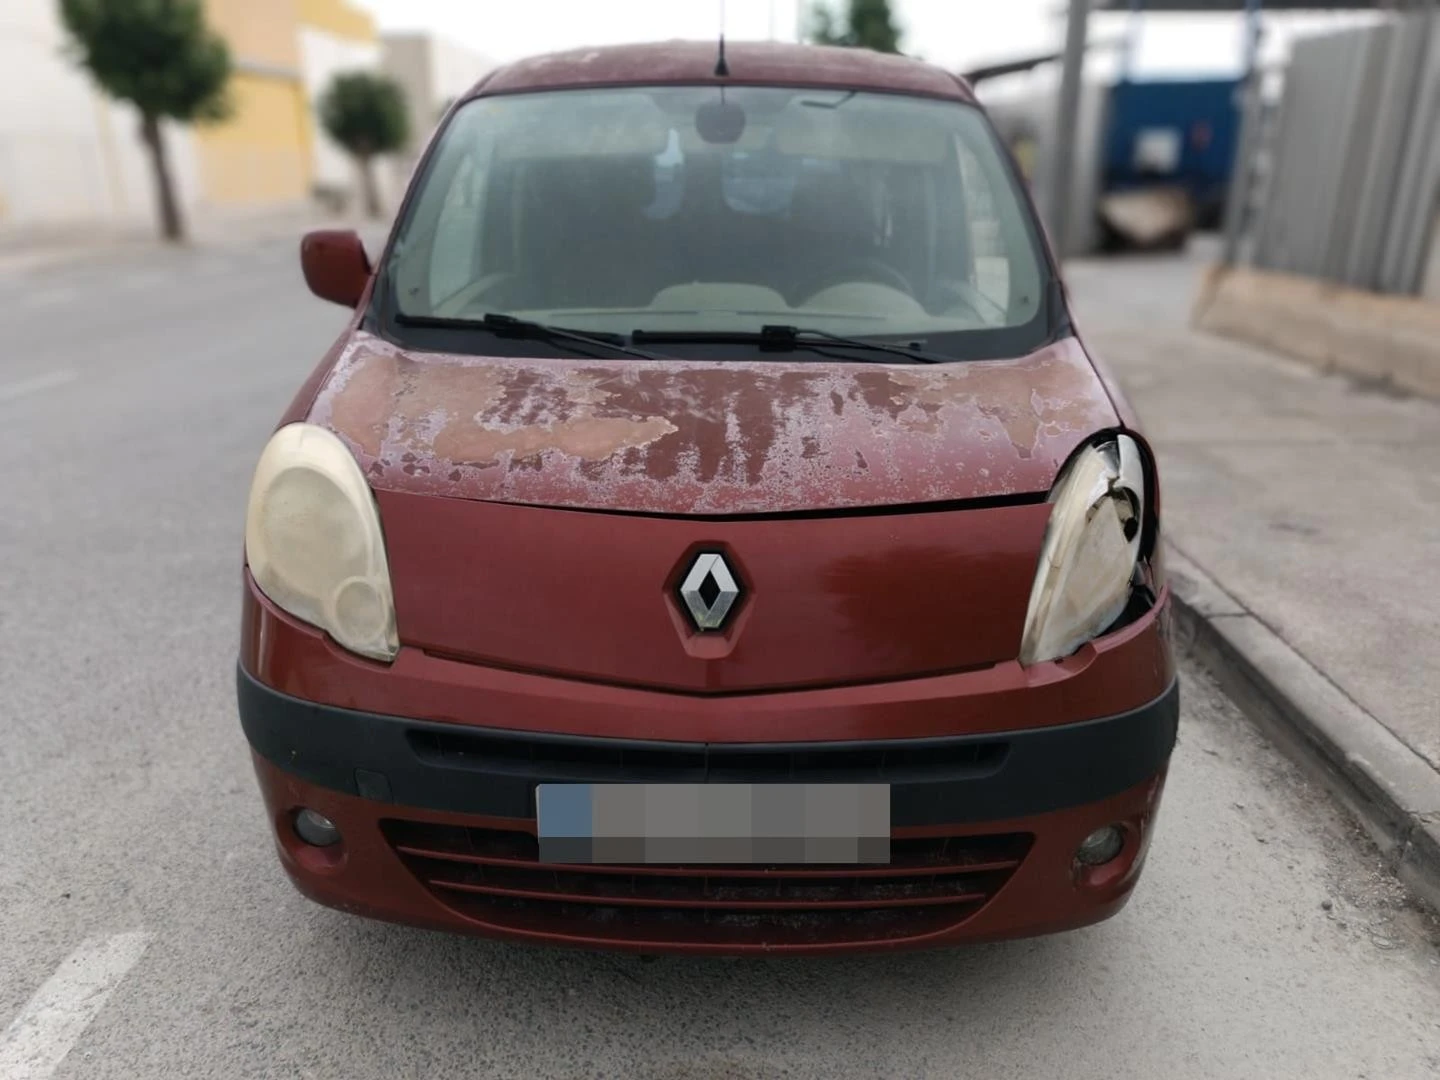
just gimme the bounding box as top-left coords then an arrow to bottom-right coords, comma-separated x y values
237,666 -> 1178,827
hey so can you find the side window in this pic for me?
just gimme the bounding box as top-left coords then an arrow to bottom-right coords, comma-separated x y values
956,141 -> 1010,313
429,152 -> 485,306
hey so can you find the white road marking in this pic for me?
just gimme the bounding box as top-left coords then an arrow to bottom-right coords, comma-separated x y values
0,370 -> 78,403
0,932 -> 151,1080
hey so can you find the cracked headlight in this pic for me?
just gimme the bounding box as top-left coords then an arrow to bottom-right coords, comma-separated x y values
244,423 -> 398,661
1020,435 -> 1147,665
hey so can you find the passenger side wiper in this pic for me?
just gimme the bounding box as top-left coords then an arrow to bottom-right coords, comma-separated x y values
632,325 -> 948,364
395,312 -> 672,362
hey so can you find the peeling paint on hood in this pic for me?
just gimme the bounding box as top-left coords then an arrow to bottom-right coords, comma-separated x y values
307,332 -> 1118,514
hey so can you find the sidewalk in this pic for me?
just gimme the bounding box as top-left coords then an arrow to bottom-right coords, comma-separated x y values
1066,242 -> 1440,908
0,202 -> 391,276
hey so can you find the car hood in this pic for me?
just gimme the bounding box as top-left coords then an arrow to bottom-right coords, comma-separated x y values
308,332 -> 1118,514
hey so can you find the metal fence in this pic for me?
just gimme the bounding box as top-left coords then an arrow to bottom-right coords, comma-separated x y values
1244,8 -> 1440,296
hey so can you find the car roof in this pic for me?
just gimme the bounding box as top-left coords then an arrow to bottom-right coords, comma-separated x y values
469,40 -> 975,103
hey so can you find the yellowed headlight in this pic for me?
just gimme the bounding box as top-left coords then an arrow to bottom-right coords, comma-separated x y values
245,423 -> 398,661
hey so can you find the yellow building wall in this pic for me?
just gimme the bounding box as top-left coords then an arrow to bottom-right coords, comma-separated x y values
195,74 -> 313,205
194,0 -> 312,207
206,0 -> 301,69
298,0 -> 377,41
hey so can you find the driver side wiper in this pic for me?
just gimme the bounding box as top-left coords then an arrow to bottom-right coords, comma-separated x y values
395,312 -> 672,362
632,324 -> 948,364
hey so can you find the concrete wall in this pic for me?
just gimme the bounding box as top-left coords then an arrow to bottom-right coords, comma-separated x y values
427,35 -> 495,110
297,0 -> 401,211
0,0 -> 200,232
382,32 -> 497,189
298,28 -> 394,206
380,34 -> 432,189
0,0 -> 445,233
1196,264 -> 1440,399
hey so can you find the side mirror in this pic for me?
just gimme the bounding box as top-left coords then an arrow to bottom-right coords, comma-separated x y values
300,229 -> 371,308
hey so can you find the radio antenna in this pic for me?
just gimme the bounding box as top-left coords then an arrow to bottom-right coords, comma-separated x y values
714,0 -> 730,76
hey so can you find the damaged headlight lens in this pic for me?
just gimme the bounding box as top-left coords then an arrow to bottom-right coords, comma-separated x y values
1020,435 -> 1147,666
244,423 -> 398,661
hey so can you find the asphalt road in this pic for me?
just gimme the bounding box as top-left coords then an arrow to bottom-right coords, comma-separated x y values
2,237 -> 1439,1080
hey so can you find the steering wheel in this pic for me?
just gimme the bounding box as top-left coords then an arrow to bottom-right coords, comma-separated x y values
795,257 -> 915,304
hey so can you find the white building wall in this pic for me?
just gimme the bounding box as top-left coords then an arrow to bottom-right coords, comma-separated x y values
427,36 -> 496,115
0,0 -> 198,232
298,25 -> 393,206
381,32 -> 436,188
382,32 -> 497,189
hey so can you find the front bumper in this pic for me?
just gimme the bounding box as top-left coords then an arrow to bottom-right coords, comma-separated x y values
241,668 -> 1178,954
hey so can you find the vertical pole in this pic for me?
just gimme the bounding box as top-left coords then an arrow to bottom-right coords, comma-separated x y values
1221,0 -> 1264,266
1044,0 -> 1090,259
1119,0 -> 1144,83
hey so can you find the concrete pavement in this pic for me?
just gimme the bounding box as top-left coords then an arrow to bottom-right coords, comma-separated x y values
1067,242 -> 1440,909
3,238 -> 1440,1078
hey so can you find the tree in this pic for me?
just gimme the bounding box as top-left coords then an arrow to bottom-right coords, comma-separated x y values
60,0 -> 230,243
319,72 -> 409,220
807,0 -> 903,54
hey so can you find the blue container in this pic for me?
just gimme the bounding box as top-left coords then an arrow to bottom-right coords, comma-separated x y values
1102,77 -> 1242,228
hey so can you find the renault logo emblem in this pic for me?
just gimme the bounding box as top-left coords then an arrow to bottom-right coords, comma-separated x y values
678,552 -> 742,631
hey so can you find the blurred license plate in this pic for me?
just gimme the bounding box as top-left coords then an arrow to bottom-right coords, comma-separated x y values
536,783 -> 890,865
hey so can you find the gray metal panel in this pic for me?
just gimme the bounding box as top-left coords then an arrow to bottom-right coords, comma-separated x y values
1247,12 -> 1439,294
1253,31 -> 1364,275
1323,24 -> 1393,283
1342,22 -> 1426,288
1377,11 -> 1440,293
1098,0 -> 1391,8
1312,28 -> 1376,279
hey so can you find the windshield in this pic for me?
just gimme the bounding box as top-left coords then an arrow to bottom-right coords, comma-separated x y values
380,86 -> 1052,356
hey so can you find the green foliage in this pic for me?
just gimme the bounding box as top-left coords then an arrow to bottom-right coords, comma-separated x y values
319,72 -> 410,158
59,0 -> 230,122
807,0 -> 903,54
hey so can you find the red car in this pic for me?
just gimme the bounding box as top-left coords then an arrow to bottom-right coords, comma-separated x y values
238,41 -> 1176,955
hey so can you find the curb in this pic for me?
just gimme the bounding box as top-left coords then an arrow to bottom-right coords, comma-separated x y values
1166,543 -> 1440,913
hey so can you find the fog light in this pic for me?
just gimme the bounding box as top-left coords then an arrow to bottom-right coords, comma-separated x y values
294,808 -> 340,847
1076,825 -> 1124,867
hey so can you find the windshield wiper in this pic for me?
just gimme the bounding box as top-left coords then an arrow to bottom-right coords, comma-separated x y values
395,312 -> 672,362
632,325 -> 949,364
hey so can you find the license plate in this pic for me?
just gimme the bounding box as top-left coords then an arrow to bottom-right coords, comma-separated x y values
536,783 -> 890,865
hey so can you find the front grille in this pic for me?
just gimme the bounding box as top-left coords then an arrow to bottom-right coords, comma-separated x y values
406,729 -> 1009,784
383,819 -> 1032,948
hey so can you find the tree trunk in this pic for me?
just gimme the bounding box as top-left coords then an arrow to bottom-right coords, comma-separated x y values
139,114 -> 185,243
359,154 -> 381,219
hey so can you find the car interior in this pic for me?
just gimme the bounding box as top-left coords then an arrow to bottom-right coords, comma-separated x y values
391,88 -> 1041,336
